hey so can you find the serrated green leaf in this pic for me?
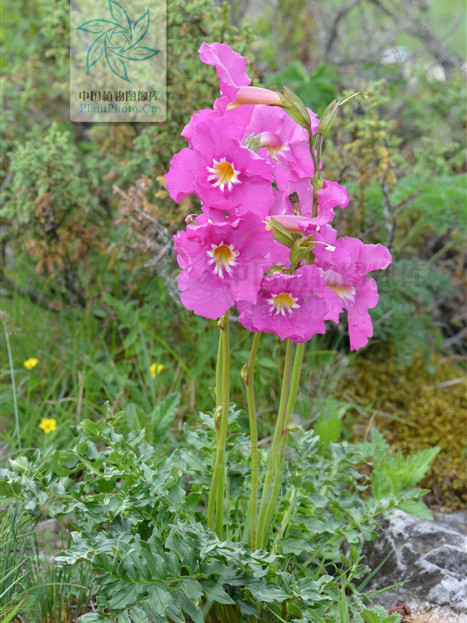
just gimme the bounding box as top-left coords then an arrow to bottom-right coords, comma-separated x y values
179,577 -> 203,601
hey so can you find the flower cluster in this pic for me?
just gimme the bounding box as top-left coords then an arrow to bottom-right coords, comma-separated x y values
166,43 -> 391,349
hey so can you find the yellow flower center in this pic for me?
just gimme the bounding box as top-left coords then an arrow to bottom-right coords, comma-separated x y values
268,292 -> 300,316
207,158 -> 241,191
207,242 -> 239,278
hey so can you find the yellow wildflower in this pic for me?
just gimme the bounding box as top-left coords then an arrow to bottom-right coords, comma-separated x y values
39,417 -> 57,434
150,363 -> 164,378
23,357 -> 39,370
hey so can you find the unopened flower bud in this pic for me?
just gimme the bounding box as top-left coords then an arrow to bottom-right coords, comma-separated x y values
235,86 -> 283,106
318,99 -> 339,136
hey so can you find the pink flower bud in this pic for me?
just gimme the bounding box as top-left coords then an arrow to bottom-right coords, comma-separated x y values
235,86 -> 283,107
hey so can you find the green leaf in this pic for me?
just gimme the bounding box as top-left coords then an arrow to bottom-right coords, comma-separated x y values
247,581 -> 289,603
179,577 -> 204,601
360,606 -> 402,623
202,581 -> 235,605
400,499 -> 433,520
147,582 -> 171,615
314,414 -> 341,446
152,392 -> 180,443
175,589 -> 204,623
108,584 -> 139,610
51,450 -> 79,476
127,606 -> 148,623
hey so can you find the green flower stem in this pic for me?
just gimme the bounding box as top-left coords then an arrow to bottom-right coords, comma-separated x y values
213,311 -> 230,539
284,342 -> 305,429
245,331 -> 261,551
264,342 -> 306,533
215,328 -> 224,443
207,313 -> 230,532
256,339 -> 294,549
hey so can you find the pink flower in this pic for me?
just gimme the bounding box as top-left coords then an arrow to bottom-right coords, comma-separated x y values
243,106 -> 317,185
237,265 -> 328,342
318,238 -> 392,350
199,42 -> 251,100
199,42 -> 296,113
182,105 -> 316,191
173,212 -> 274,319
316,179 -> 349,219
165,116 -> 274,216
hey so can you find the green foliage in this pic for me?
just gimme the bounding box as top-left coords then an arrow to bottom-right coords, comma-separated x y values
1,407 -> 431,622
3,123 -> 93,230
372,259 -> 455,366
312,397 -> 352,446
401,71 -> 466,174
355,429 -> 440,519
356,606 -> 401,623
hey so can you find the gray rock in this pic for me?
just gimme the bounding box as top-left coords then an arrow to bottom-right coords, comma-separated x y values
363,510 -> 467,615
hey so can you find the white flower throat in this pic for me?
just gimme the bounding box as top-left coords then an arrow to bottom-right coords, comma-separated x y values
268,292 -> 300,316
207,242 -> 239,278
207,158 -> 241,192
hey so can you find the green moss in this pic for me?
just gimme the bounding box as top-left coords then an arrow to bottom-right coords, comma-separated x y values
340,355 -> 467,511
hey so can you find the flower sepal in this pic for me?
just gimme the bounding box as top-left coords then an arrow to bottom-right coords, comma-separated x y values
279,86 -> 311,129
288,235 -> 316,270
265,217 -> 298,248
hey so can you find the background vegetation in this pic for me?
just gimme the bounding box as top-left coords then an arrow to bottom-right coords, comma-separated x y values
0,0 -> 465,620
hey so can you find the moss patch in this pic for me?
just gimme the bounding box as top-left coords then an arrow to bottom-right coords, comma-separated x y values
340,355 -> 466,511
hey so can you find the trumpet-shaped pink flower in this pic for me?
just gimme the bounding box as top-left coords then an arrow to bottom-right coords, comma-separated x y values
173,212 -> 274,319
316,179 -> 349,218
165,116 -> 274,215
199,42 -> 251,100
317,237 -> 392,350
237,265 -> 328,342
